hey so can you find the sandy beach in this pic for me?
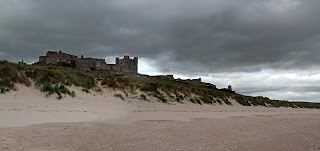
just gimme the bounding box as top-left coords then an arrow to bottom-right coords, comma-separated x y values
1,85 -> 320,151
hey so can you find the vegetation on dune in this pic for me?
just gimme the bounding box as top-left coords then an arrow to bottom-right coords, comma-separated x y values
189,98 -> 196,104
150,92 -> 168,103
41,82 -> 75,99
27,65 -> 96,89
0,61 -> 31,93
0,60 -> 95,98
1,60 -> 320,109
82,87 -> 90,93
94,86 -> 102,92
101,75 -> 133,91
120,77 -> 235,105
289,101 -> 320,109
222,98 -> 233,105
231,94 -> 320,109
114,94 -> 124,100
140,94 -> 148,101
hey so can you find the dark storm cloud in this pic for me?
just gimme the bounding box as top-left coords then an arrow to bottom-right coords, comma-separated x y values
1,0 -> 320,73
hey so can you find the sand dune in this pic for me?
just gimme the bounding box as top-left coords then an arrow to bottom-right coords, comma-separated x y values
1,85 -> 320,150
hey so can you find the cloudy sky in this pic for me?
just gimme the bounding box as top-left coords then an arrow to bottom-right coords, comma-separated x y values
1,0 -> 320,102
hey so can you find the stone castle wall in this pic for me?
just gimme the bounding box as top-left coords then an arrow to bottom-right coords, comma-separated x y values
116,56 -> 138,75
35,51 -> 138,75
176,78 -> 217,88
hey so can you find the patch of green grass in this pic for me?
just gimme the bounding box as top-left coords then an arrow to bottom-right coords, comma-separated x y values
98,74 -> 236,105
57,84 -> 70,94
233,95 -> 251,106
217,99 -> 222,105
0,61 -> 96,95
247,96 -> 267,106
195,98 -> 202,105
27,65 -> 96,89
140,82 -> 160,92
0,77 -> 15,93
175,97 -> 182,102
288,101 -> 320,109
101,75 -> 134,91
41,83 -> 74,99
94,86 -> 102,92
114,94 -> 124,100
82,87 -> 90,93
140,94 -> 148,101
0,87 -> 11,93
123,91 -> 129,97
176,94 -> 184,102
41,82 -> 54,94
165,91 -> 174,99
151,92 -> 167,103
200,96 -> 213,104
222,98 -> 232,105
0,61 -> 31,91
21,72 -> 31,87
189,98 -> 197,104
101,75 -> 118,88
70,90 -> 76,97
116,77 -> 133,88
56,95 -> 62,100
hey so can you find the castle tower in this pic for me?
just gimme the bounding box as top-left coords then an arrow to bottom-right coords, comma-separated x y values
116,57 -> 119,64
115,56 -> 138,75
228,85 -> 232,91
133,57 -> 138,74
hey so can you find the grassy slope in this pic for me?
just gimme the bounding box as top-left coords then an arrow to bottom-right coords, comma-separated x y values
1,60 -> 320,109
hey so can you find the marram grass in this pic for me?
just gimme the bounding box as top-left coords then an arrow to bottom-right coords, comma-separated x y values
1,60 -> 320,109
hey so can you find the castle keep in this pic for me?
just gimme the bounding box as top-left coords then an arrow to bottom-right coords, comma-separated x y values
35,51 -> 138,75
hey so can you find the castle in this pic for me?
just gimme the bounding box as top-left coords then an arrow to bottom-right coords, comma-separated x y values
34,51 -> 138,75
32,51 -> 232,90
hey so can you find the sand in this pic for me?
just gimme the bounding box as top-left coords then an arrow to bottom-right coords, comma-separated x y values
1,84 -> 320,151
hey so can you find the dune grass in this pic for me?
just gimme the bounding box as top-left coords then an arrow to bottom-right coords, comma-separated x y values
0,61 -> 31,93
97,72 -> 320,109
140,94 -> 148,101
1,60 -> 320,109
114,94 -> 124,100
41,82 -> 75,99
0,60 -> 94,98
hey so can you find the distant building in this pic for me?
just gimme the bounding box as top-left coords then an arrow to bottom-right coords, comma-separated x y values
33,51 -> 138,75
18,59 -> 26,65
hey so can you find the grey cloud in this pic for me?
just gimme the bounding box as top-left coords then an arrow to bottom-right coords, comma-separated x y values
1,0 -> 320,73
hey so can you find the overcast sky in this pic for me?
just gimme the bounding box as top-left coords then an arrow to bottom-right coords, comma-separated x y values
1,0 -> 320,102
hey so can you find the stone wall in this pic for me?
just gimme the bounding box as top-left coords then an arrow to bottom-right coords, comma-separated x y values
37,51 -> 78,66
176,78 -> 216,88
149,75 -> 174,80
75,58 -> 106,71
176,78 -> 205,86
